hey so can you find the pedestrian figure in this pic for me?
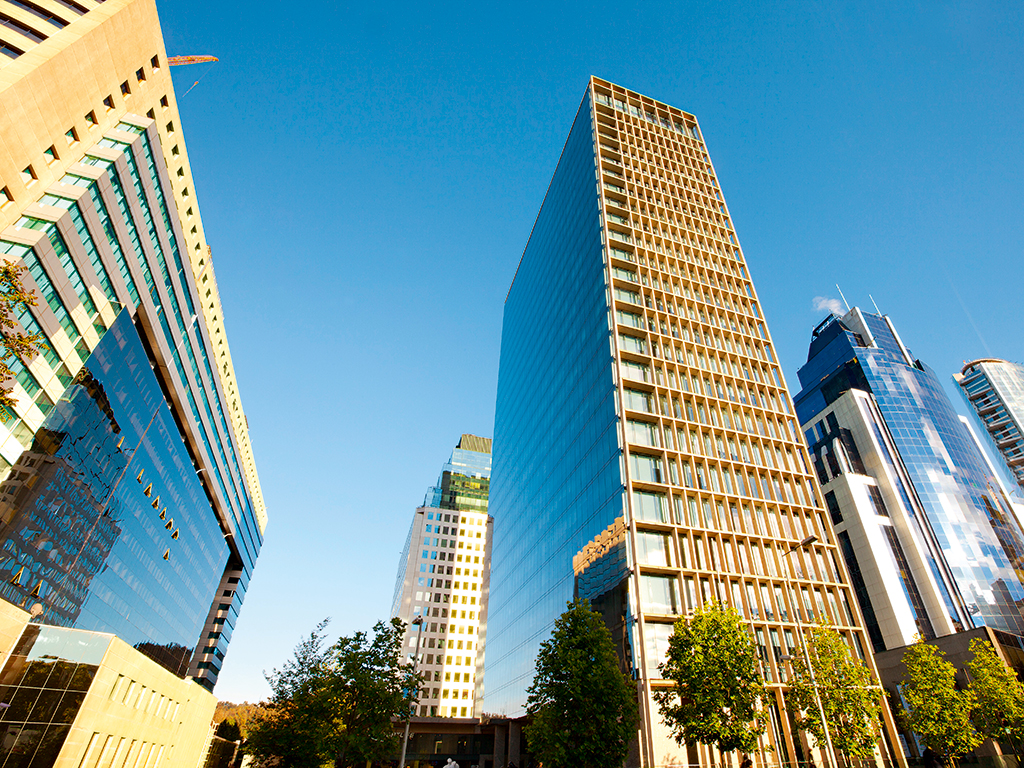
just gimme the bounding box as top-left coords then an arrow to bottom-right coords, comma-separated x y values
923,747 -> 943,768
740,756 -> 753,768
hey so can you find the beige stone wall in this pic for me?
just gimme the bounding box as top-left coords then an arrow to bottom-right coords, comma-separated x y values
0,601 -> 30,661
56,634 -> 216,768
0,0 -> 266,532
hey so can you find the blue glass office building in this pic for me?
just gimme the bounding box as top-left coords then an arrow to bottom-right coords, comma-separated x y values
0,115 -> 265,692
489,79 -> 900,767
795,310 -> 1024,635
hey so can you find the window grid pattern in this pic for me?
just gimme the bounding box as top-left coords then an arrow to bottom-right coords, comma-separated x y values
590,78 -> 890,766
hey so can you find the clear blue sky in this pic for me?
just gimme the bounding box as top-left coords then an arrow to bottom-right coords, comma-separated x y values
156,0 -> 1024,703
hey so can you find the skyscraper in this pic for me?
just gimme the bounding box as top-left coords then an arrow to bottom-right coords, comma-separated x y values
0,0 -> 265,762
955,359 -> 1024,492
488,78 -> 901,767
392,435 -> 492,718
794,310 -> 1024,644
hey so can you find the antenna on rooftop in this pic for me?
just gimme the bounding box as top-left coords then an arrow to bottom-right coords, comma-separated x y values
836,284 -> 851,313
869,294 -> 882,315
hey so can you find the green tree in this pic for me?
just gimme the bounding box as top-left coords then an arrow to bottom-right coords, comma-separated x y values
897,638 -> 981,765
524,598 -> 638,768
655,602 -> 768,757
329,617 -> 416,765
965,637 -> 1024,760
246,619 -> 336,768
786,623 -> 882,760
0,263 -> 40,410
245,618 -> 419,768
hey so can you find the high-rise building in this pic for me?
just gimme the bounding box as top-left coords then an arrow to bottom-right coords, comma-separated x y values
794,310 -> 1024,648
955,359 -> 1024,492
0,0 -> 265,763
488,78 -> 902,767
392,435 -> 492,718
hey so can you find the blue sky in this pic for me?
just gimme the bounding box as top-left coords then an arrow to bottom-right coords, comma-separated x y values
156,0 -> 1024,702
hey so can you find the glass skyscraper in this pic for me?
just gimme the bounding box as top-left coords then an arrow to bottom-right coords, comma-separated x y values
488,78 -> 901,768
955,359 -> 1024,492
0,0 -> 266,762
795,310 -> 1024,637
392,435 -> 492,718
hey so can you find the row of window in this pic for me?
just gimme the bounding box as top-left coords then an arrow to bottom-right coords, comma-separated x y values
0,55 -> 167,209
79,731 -> 166,768
107,674 -> 180,721
607,248 -> 763,334
602,169 -> 735,247
621,381 -> 799,454
638,568 -> 856,632
630,485 -> 828,545
592,89 -> 701,141
633,522 -> 839,580
614,295 -> 774,373
421,549 -> 483,564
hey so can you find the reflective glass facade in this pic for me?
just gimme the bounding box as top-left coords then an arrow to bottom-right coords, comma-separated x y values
796,311 -> 1024,634
489,79 -> 899,767
0,4 -> 265,761
0,311 -> 228,674
424,435 -> 492,513
0,625 -> 111,765
488,87 -> 623,717
955,359 -> 1024,491
0,117 -> 263,691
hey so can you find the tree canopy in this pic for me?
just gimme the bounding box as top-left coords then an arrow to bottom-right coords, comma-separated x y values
524,598 -> 638,768
965,637 -> 1024,761
245,618 -> 419,768
0,262 -> 40,410
787,623 -> 882,760
896,638 -> 981,764
655,602 -> 768,755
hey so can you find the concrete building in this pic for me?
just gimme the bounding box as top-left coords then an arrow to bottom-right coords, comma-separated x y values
955,359 -> 1024,493
0,0 -> 266,763
794,309 -> 1024,650
486,77 -> 904,768
392,436 -> 493,718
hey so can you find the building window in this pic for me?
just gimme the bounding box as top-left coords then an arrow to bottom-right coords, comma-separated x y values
867,485 -> 889,517
824,491 -> 843,525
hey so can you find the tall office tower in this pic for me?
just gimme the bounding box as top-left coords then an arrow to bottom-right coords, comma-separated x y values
794,310 -> 1024,650
955,359 -> 1024,492
488,77 -> 901,768
392,436 -> 493,718
0,0 -> 266,763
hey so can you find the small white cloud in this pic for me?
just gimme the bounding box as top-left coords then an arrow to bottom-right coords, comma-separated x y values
813,296 -> 844,314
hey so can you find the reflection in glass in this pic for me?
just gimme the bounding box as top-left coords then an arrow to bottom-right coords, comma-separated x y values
0,625 -> 108,763
0,312 -> 228,677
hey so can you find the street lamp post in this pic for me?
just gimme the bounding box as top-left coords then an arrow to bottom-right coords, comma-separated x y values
398,616 -> 425,768
782,534 -> 836,768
